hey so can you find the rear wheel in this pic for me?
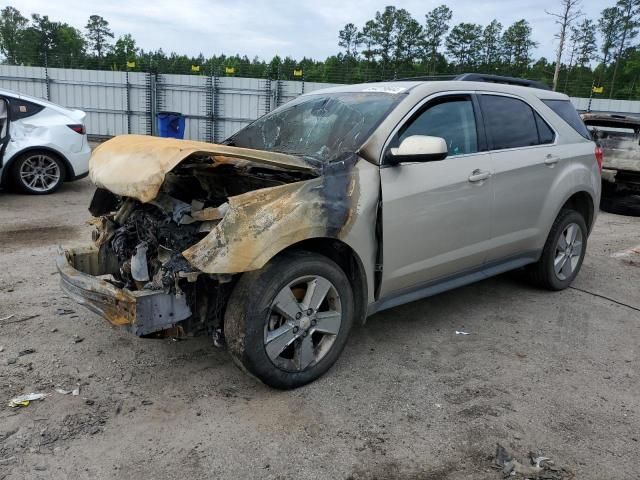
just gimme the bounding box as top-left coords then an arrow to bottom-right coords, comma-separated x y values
527,209 -> 587,290
224,251 -> 354,389
11,151 -> 65,194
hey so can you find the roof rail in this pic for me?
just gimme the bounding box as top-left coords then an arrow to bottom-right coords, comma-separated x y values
392,74 -> 458,82
454,73 -> 551,90
391,73 -> 551,90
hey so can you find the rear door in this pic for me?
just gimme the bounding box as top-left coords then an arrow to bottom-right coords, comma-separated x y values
477,93 -> 558,261
379,93 -> 494,297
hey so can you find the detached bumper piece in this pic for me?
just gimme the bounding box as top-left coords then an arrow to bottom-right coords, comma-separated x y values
56,245 -> 191,336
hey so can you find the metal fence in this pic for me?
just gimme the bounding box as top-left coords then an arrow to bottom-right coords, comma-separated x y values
2,65 -> 640,142
0,65 -> 339,141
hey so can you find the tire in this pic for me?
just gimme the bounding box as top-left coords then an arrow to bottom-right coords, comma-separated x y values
10,151 -> 65,194
600,193 -> 640,217
224,251 -> 354,389
527,209 -> 588,291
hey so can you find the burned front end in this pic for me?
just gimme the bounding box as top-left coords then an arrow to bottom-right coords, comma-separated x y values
57,135 -> 323,337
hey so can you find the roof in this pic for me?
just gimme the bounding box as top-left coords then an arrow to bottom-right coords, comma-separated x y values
304,80 -> 568,101
0,86 -> 82,117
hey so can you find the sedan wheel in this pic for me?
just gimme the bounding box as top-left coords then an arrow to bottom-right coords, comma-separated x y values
12,152 -> 65,194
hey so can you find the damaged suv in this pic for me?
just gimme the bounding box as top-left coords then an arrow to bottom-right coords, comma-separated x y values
58,77 -> 601,389
582,113 -> 640,215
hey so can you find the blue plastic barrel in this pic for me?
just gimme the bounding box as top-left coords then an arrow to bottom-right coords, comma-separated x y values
156,111 -> 185,139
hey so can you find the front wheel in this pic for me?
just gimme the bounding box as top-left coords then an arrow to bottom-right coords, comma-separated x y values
224,251 -> 354,389
526,209 -> 588,290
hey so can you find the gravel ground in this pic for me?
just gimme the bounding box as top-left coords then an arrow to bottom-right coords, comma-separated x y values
0,178 -> 639,480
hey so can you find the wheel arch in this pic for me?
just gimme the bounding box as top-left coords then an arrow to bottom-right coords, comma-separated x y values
1,146 -> 74,187
275,237 -> 369,325
559,190 -> 595,232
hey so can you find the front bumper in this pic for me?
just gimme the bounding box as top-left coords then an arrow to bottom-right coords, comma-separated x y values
56,245 -> 192,336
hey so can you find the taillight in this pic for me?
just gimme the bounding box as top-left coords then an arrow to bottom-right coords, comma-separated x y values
67,124 -> 85,135
595,145 -> 603,173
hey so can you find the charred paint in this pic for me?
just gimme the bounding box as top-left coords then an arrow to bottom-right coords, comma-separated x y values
89,135 -> 316,203
60,133 -> 363,335
182,156 -> 360,273
582,113 -> 640,173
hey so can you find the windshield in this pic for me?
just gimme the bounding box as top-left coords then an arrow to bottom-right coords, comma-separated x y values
227,92 -> 400,163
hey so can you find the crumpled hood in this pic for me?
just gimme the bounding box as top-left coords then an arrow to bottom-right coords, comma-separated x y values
89,134 -> 316,203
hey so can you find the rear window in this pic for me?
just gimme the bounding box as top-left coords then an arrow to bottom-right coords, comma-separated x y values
8,99 -> 45,120
542,99 -> 591,140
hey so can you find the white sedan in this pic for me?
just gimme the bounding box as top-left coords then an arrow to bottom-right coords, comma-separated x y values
0,88 -> 90,194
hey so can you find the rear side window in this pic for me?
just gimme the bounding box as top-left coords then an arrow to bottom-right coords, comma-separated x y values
479,95 -> 540,150
7,98 -> 45,120
534,112 -> 555,144
542,99 -> 591,140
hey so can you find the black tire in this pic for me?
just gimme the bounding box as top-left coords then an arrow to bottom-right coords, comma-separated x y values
526,209 -> 588,291
224,251 -> 354,389
10,151 -> 65,194
600,193 -> 640,217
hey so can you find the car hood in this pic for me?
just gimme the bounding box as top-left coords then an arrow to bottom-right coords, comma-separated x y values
89,134 -> 317,203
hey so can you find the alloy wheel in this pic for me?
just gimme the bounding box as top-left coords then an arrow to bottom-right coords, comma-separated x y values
554,222 -> 583,281
19,154 -> 61,192
264,275 -> 342,372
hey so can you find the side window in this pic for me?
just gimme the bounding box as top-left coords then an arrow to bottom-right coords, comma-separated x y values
479,95 -> 540,150
534,112 -> 555,144
9,99 -> 44,121
398,96 -> 478,156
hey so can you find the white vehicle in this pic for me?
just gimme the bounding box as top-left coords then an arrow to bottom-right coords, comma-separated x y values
0,88 -> 90,194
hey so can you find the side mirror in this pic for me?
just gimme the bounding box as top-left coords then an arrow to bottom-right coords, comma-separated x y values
386,135 -> 448,165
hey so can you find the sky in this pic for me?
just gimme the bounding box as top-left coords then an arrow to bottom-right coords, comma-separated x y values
16,0 -> 605,61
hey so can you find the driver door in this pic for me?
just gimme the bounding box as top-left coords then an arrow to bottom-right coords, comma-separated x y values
379,93 -> 494,297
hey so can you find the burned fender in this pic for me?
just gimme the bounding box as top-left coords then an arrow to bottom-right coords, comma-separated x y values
183,162 -> 359,274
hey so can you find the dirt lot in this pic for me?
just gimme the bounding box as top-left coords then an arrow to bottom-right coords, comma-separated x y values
0,178 -> 639,480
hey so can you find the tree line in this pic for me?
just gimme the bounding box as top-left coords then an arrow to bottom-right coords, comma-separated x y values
0,2 -> 639,99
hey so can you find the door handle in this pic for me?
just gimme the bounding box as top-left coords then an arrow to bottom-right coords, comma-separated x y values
468,169 -> 491,183
544,154 -> 559,166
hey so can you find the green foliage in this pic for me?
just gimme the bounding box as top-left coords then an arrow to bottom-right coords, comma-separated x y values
445,22 -> 483,70
338,23 -> 359,58
85,14 -> 113,59
502,20 -> 537,74
0,6 -> 27,64
0,3 -> 640,99
424,5 -> 452,72
482,20 -> 503,70
599,7 -> 622,67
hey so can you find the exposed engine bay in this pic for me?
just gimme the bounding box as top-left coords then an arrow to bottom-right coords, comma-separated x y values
87,152 -> 315,337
